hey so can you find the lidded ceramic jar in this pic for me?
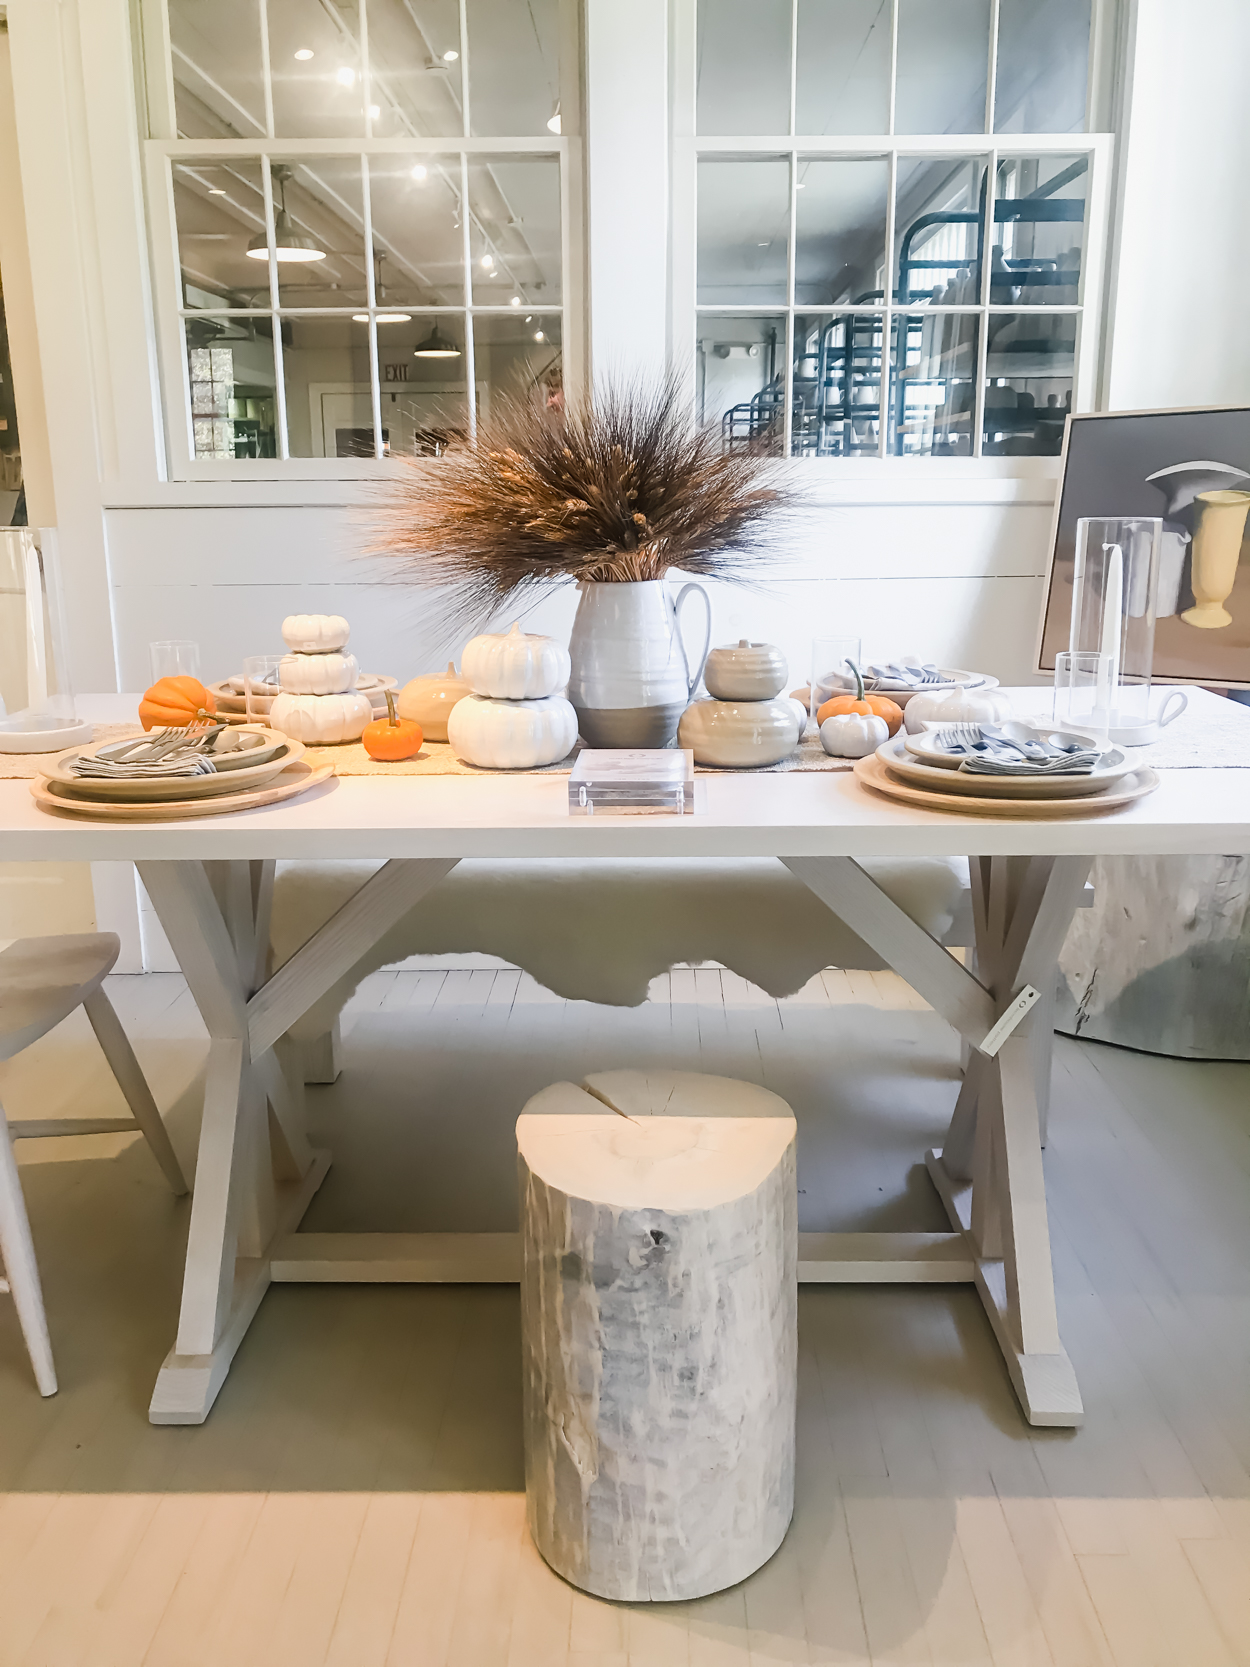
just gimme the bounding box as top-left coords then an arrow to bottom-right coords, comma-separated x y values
677,696 -> 801,768
703,639 -> 788,701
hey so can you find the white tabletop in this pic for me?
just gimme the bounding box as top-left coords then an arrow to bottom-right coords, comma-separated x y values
1,689 -> 1246,862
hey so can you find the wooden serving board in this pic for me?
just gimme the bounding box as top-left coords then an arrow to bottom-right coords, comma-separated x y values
30,760 -> 335,821
853,752 -> 1160,818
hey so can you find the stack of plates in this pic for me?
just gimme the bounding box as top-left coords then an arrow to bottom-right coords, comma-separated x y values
209,674 -> 398,720
32,729 -> 333,820
820,668 -> 999,709
856,727 -> 1159,818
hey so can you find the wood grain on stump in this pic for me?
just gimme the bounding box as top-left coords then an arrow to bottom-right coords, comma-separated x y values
517,1070 -> 797,1602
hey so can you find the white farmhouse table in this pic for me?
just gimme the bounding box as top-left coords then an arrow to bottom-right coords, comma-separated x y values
2,691 -> 1247,1431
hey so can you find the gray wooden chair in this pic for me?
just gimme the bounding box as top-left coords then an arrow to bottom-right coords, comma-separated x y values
0,932 -> 188,1395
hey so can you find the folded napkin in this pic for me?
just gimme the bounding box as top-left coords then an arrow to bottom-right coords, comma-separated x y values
864,661 -> 947,689
959,753 -> 1099,777
70,751 -> 217,780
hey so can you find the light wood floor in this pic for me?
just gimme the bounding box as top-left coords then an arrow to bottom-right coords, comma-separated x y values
0,964 -> 1248,1666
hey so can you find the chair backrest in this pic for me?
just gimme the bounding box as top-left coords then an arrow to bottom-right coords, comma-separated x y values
0,933 -> 120,1062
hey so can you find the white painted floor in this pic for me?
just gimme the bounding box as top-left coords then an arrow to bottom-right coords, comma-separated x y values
0,965 -> 1248,1666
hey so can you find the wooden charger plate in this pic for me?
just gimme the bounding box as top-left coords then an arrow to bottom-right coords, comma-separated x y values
31,760 -> 335,821
853,751 -> 1159,818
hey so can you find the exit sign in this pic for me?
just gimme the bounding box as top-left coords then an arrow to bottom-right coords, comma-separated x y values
384,363 -> 410,383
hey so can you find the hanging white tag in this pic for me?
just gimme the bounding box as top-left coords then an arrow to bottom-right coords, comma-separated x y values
978,985 -> 1041,1058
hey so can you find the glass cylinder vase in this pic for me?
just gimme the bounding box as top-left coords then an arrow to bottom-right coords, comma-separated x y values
0,528 -> 92,752
1069,516 -> 1163,744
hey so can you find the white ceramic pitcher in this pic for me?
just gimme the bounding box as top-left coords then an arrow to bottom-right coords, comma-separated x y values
567,578 -> 712,748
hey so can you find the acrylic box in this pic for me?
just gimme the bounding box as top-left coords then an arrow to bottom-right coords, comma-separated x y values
568,749 -> 695,815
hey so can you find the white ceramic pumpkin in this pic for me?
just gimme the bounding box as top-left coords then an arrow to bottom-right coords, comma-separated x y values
820,711 -> 889,758
397,661 -> 473,742
281,613 -> 351,653
677,697 -> 800,768
703,639 -> 789,701
461,622 -> 572,701
279,650 -> 359,695
903,685 -> 1015,735
447,693 -> 578,769
270,689 -> 372,744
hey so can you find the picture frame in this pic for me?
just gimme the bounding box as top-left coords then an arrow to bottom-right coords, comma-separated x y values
1037,404 -> 1250,689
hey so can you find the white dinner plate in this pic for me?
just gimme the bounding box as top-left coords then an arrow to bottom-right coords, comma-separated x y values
48,732 -> 304,801
904,719 -> 1127,775
877,736 -> 1136,799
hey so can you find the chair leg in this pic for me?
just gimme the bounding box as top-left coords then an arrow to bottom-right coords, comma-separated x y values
83,988 -> 190,1196
0,1099 -> 57,1396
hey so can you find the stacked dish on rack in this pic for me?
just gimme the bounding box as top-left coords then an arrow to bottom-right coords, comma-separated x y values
31,726 -> 332,820
856,719 -> 1160,817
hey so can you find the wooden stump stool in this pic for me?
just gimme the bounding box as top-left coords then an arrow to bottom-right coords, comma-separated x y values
517,1069 -> 797,1602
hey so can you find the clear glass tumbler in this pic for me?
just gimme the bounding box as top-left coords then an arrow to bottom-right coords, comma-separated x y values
1053,649 -> 1112,745
243,654 -> 284,723
810,635 -> 863,721
149,639 -> 202,682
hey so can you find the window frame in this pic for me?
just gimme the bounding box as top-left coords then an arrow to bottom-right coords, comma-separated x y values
139,0 -> 582,481
673,0 -> 1118,463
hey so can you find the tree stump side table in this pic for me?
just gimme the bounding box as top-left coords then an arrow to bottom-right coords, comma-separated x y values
517,1070 -> 798,1603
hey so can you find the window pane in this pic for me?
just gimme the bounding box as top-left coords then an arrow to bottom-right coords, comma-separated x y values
795,0 -> 891,136
474,313 -> 563,427
994,154 -> 1087,301
890,312 -> 979,455
186,323 -> 277,459
696,316 -> 786,455
270,158 -> 368,308
174,159 -> 270,308
697,0 -> 792,135
368,155 -> 464,307
895,0 -> 991,135
371,313 -> 472,455
468,158 -> 562,306
266,0 -> 365,137
168,0 -> 267,140
466,0 -> 561,136
983,313 -> 1074,454
281,314 -> 375,456
698,159 -> 790,305
792,312 -> 882,456
895,156 -> 988,304
795,157 -> 888,305
363,0 -> 464,139
995,0 -> 1091,133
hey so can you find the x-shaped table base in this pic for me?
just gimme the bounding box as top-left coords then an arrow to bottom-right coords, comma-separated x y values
140,850 -> 1090,1428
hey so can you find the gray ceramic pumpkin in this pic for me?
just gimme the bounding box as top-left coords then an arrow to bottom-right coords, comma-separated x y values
677,696 -> 801,767
702,639 -> 788,701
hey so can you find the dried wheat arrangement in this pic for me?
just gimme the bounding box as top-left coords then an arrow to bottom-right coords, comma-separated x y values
371,377 -> 791,630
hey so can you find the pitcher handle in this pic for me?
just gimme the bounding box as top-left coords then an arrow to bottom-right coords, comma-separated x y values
672,582 -> 712,699
1157,689 -> 1188,728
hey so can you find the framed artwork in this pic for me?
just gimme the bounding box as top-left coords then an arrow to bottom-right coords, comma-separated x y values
1037,405 -> 1250,688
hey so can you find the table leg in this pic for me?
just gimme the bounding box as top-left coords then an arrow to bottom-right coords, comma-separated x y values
785,853 -> 1090,1427
137,855 -> 457,1424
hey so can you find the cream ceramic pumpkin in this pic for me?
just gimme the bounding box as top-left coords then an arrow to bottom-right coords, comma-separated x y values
461,622 -> 572,700
447,693 -> 578,769
903,685 -> 1015,735
820,711 -> 888,758
703,639 -> 788,701
270,689 -> 372,744
281,613 -> 351,653
278,650 -> 359,695
397,661 -> 473,742
677,697 -> 800,768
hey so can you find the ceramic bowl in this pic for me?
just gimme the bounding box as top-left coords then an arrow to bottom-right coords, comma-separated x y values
677,696 -> 801,768
703,640 -> 788,701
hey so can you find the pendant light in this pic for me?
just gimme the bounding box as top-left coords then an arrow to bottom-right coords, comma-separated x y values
413,323 -> 462,358
247,166 -> 326,263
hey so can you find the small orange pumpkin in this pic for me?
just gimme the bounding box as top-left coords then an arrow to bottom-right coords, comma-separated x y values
139,675 -> 217,731
362,690 -> 423,761
815,664 -> 904,735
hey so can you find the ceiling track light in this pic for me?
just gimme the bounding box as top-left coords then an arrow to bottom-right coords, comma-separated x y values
246,165 -> 326,263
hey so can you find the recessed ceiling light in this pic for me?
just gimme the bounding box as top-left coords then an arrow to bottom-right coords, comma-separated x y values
510,295 -> 521,307
442,48 -> 459,61
411,164 -> 427,181
336,66 -> 355,86
294,47 -> 314,60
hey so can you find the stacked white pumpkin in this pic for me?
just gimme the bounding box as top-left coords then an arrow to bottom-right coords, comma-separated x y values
448,623 -> 579,769
270,614 -> 373,744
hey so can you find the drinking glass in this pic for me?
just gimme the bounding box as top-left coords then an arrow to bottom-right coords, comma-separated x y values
243,654 -> 284,722
149,639 -> 202,682
1052,650 -> 1111,745
810,635 -> 863,721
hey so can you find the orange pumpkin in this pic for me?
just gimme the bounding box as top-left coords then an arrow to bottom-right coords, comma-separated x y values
362,690 -> 423,760
815,664 -> 904,735
138,675 -> 217,731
